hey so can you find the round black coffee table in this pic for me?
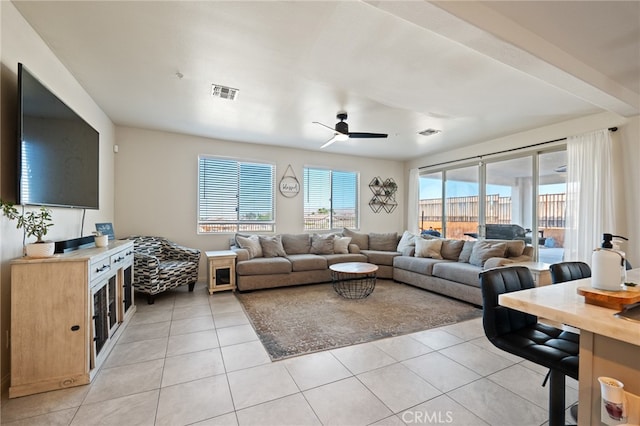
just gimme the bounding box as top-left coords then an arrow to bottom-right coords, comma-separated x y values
329,262 -> 378,299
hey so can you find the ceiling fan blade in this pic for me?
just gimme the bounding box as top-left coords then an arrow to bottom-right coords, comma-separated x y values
320,135 -> 339,149
312,121 -> 336,133
348,132 -> 388,139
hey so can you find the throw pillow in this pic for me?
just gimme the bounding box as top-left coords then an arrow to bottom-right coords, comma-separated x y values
342,228 -> 369,250
236,234 -> 263,259
333,236 -> 352,254
414,238 -> 443,259
281,233 -> 311,254
310,233 -> 334,254
369,232 -> 398,251
458,241 -> 476,263
469,240 -> 507,267
259,235 -> 286,258
441,239 -> 465,261
503,240 -> 526,258
396,230 -> 417,253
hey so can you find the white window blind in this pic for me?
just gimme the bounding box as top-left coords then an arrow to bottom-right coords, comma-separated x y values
304,167 -> 358,231
198,156 -> 275,233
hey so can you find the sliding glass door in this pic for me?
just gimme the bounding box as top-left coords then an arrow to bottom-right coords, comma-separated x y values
485,156 -> 533,243
445,166 -> 479,240
537,150 -> 567,264
417,146 -> 567,260
418,165 -> 479,240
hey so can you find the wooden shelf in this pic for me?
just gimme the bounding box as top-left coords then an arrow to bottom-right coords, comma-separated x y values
368,176 -> 397,213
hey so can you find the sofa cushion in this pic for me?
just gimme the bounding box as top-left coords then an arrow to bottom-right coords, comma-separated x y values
259,235 -> 286,258
396,230 -> 417,253
432,262 -> 482,287
236,234 -> 263,259
361,250 -> 401,266
458,240 -> 476,263
393,256 -> 447,276
281,233 -> 311,254
333,236 -> 352,254
415,238 -> 443,259
287,254 -> 328,272
469,240 -> 507,267
236,257 -> 291,276
369,232 -> 398,251
310,233 -> 334,254
323,253 -> 368,266
441,239 -> 465,261
343,228 -> 369,250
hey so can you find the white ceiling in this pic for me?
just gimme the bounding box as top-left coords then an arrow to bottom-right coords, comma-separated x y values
12,1 -> 640,161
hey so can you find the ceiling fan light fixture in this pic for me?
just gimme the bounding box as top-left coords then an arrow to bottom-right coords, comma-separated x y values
418,128 -> 441,136
335,133 -> 349,142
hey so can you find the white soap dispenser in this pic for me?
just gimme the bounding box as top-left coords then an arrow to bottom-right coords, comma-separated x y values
591,234 -> 628,291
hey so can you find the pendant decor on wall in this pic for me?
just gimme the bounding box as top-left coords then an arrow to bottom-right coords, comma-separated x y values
369,176 -> 398,213
279,164 -> 300,198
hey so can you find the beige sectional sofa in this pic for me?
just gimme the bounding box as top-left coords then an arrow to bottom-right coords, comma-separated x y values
230,229 -> 532,306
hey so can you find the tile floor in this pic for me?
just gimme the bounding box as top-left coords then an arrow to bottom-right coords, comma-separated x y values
1,281 -> 578,425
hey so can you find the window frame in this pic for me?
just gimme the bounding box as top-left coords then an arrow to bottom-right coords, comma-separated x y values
303,166 -> 360,232
197,155 -> 276,234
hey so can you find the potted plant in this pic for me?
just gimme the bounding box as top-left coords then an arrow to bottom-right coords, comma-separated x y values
1,200 -> 55,257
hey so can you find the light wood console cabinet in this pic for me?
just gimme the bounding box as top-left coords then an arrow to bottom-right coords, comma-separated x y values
9,240 -> 135,398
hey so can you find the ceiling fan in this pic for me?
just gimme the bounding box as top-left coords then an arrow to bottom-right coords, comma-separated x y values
313,112 -> 388,149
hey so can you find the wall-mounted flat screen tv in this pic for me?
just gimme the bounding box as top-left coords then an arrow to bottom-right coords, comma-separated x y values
17,63 -> 99,209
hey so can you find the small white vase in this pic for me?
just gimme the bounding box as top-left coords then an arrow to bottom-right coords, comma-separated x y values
26,242 -> 55,258
94,235 -> 108,248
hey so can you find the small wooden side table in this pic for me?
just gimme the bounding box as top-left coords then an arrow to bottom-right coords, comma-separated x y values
510,261 -> 551,286
205,250 -> 237,294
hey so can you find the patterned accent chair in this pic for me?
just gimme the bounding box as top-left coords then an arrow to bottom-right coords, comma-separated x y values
128,236 -> 201,304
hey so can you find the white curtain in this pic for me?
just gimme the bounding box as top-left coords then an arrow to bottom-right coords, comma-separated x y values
408,168 -> 419,234
564,129 -> 614,263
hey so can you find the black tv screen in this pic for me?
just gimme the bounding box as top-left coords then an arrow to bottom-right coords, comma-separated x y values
18,63 -> 99,209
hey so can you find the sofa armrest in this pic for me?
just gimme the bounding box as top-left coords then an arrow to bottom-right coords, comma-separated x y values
231,247 -> 250,262
165,242 -> 201,263
508,254 -> 533,263
483,257 -> 515,270
133,253 -> 160,281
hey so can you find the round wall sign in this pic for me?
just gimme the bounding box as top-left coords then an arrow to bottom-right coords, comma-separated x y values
279,176 -> 300,198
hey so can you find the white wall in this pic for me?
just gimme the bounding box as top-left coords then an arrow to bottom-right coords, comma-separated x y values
405,111 -> 640,267
0,1 -> 116,389
114,126 -> 406,278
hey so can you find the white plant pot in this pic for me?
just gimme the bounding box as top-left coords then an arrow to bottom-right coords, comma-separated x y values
94,235 -> 109,248
26,242 -> 55,258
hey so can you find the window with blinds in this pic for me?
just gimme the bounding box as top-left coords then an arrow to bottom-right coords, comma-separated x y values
304,167 -> 358,231
198,156 -> 275,233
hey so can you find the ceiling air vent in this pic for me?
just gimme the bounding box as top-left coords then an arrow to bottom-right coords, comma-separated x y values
418,128 -> 441,136
211,84 -> 239,100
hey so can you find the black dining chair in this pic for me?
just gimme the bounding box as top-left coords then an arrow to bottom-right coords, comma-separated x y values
480,266 -> 579,426
549,261 -> 591,284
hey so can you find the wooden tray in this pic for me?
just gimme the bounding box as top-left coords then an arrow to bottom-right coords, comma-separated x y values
577,286 -> 640,310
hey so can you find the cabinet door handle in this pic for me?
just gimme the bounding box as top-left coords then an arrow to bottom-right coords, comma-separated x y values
70,325 -> 80,331
95,264 -> 110,273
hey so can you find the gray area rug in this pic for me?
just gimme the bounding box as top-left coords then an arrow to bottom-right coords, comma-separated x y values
236,280 -> 482,360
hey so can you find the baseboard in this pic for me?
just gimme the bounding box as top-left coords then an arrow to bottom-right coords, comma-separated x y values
1,371 -> 10,397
